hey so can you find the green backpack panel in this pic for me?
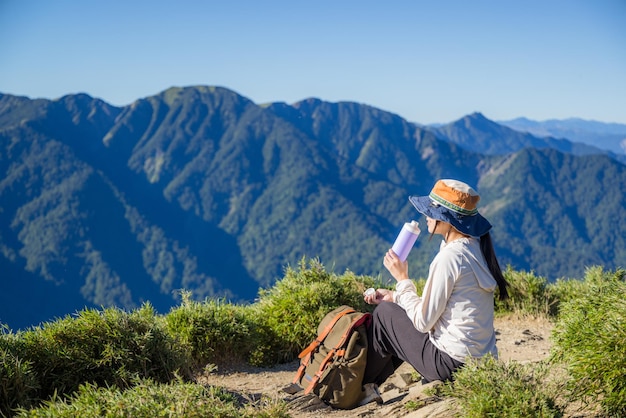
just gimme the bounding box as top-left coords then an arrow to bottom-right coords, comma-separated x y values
292,305 -> 372,409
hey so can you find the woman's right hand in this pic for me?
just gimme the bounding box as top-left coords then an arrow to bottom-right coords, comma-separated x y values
383,249 -> 409,282
364,288 -> 394,305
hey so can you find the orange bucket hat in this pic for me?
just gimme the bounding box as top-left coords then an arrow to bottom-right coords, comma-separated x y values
408,179 -> 492,237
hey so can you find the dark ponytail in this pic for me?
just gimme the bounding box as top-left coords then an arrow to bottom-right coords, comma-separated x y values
480,233 -> 509,300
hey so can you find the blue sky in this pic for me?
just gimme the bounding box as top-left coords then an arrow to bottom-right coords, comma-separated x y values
1,0 -> 625,124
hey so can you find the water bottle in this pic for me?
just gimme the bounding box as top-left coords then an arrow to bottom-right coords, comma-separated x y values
391,221 -> 420,262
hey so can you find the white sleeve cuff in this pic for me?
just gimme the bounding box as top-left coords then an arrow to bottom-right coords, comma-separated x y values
394,279 -> 417,302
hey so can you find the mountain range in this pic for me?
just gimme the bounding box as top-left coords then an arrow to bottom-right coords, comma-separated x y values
1,86 -> 625,330
499,117 -> 626,156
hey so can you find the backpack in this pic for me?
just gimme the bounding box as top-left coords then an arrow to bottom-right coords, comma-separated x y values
291,305 -> 372,409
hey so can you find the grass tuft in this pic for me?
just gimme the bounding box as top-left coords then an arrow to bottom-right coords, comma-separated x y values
16,378 -> 289,418
550,267 -> 626,416
441,356 -> 564,417
165,292 -> 254,368
0,334 -> 40,414
248,257 -> 376,365
496,267 -> 558,316
2,261 -> 625,416
4,303 -> 190,409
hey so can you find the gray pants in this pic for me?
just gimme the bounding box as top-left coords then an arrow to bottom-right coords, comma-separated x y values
363,302 -> 463,385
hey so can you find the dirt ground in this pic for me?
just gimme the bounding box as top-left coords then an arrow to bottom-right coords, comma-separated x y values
196,314 -> 592,417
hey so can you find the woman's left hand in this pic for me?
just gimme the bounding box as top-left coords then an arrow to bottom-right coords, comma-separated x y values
383,249 -> 409,282
364,288 -> 393,305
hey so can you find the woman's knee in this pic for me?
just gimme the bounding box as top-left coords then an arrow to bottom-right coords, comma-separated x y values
373,302 -> 404,323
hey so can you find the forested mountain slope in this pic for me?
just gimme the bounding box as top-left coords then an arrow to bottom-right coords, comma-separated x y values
1,87 -> 624,329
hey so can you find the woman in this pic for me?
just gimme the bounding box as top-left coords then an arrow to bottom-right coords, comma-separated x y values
360,179 -> 509,403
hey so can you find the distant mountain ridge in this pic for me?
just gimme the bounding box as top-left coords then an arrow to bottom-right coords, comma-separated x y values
499,116 -> 626,156
1,86 -> 625,330
429,112 -> 626,164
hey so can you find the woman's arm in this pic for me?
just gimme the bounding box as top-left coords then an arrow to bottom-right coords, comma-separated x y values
394,249 -> 457,332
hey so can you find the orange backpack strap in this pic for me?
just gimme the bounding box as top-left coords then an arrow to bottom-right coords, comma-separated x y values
292,308 -> 356,385
292,352 -> 311,384
297,307 -> 356,360
302,313 -> 369,394
303,348 -> 337,393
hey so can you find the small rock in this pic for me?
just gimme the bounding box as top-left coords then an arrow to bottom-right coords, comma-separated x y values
399,372 -> 416,385
287,393 -> 331,413
281,382 -> 302,395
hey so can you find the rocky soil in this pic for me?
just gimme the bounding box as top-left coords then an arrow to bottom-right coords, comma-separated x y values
197,315 -> 594,417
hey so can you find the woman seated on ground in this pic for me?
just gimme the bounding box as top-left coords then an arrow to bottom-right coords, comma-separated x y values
361,179 -> 509,403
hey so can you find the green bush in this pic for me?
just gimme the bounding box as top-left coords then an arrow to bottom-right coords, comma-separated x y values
165,293 -> 255,368
0,335 -> 39,416
15,304 -> 190,401
548,276 -> 588,311
550,267 -> 626,416
249,258 -> 376,365
17,378 -> 289,418
441,356 -> 564,417
7,261 -> 625,416
496,267 -> 558,316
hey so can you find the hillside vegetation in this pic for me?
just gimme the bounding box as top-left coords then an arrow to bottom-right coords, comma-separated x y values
1,261 -> 624,417
1,87 -> 625,331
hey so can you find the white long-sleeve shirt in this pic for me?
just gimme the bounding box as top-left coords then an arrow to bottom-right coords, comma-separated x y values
393,237 -> 498,362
